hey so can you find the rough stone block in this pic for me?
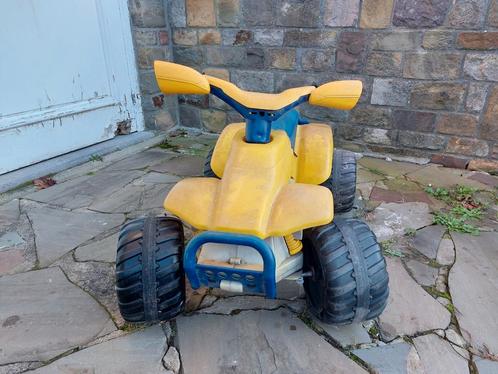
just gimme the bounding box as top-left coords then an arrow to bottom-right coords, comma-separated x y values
393,110 -> 436,133
206,47 -> 245,66
274,72 -> 322,91
393,0 -> 451,28
203,67 -> 229,80
489,0 -> 498,27
423,30 -> 455,49
201,109 -> 227,132
253,30 -> 284,46
198,29 -> 221,45
365,52 -> 402,76
372,31 -> 422,51
371,78 -> 411,107
447,0 -> 487,29
186,0 -> 215,26
399,131 -> 446,150
436,113 -> 479,136
144,110 -> 175,130
137,46 -> 165,69
363,128 -> 393,145
446,137 -> 489,157
170,0 -> 187,27
179,104 -> 201,128
336,31 -> 367,73
217,0 -> 240,26
283,30 -> 337,47
173,28 -> 197,45
301,49 -> 334,72
159,30 -> 169,45
241,0 -> 273,26
410,83 -> 465,110
173,46 -> 204,66
464,53 -> 498,81
335,124 -> 364,141
139,71 -> 160,95
268,49 -> 296,70
465,82 -> 489,113
350,106 -> 391,128
482,85 -> 498,140
232,70 -> 274,92
129,0 -> 166,27
360,0 -> 394,29
178,94 -> 209,109
222,29 -> 252,46
276,0 -> 320,27
133,30 -> 157,46
403,52 -> 462,79
324,0 -> 360,27
457,32 -> 498,50
245,48 -> 265,68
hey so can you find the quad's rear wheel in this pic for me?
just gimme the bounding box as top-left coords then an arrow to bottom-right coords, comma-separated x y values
322,149 -> 357,213
115,216 -> 185,322
303,218 -> 389,325
203,147 -> 217,177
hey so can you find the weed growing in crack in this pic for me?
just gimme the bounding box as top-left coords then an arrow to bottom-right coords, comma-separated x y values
380,239 -> 405,258
89,154 -> 103,162
425,184 -> 486,235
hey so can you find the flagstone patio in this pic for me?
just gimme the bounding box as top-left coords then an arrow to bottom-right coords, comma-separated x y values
1,131 -> 497,374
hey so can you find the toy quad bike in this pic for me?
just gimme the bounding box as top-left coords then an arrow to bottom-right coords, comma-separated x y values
115,61 -> 389,325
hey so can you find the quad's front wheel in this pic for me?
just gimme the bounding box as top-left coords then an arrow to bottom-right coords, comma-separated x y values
322,149 -> 357,213
303,218 -> 389,325
115,216 -> 185,322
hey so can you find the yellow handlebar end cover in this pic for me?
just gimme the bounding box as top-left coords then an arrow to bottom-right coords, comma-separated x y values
309,80 -> 362,110
154,61 -> 210,95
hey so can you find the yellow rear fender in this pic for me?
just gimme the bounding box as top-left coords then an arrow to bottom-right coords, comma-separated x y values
154,61 -> 210,95
309,80 -> 362,110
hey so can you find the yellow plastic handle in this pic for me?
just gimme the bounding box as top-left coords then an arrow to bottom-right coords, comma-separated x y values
154,61 -> 210,95
309,80 -> 362,110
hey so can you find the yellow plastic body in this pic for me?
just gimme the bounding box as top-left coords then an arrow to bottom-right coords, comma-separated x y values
206,75 -> 315,110
309,80 -> 362,110
164,129 -> 333,239
154,61 -> 363,111
210,123 -> 333,185
154,61 -> 210,95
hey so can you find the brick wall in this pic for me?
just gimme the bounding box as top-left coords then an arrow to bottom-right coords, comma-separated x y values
129,0 -> 178,130
165,0 -> 497,169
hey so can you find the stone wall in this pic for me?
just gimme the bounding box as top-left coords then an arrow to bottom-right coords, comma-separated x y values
165,0 -> 497,168
129,0 -> 178,131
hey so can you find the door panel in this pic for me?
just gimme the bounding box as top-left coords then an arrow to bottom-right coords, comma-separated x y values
0,0 -> 143,174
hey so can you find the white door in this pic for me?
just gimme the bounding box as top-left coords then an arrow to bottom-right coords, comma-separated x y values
0,0 -> 144,174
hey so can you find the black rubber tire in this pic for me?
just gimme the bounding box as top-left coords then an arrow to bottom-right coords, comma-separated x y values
303,218 -> 389,325
203,147 -> 217,177
115,216 -> 185,323
321,149 -> 357,213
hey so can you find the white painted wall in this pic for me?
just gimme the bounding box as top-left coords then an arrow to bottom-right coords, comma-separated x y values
0,0 -> 144,174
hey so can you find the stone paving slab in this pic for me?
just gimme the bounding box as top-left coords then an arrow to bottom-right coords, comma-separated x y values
25,170 -> 145,210
449,232 -> 498,355
150,155 -> 205,176
352,342 -> 424,374
413,334 -> 469,374
313,320 -> 372,348
410,225 -> 446,259
406,164 -> 492,191
198,295 -> 304,315
379,258 -> 451,340
26,203 -> 124,266
32,326 -> 169,374
74,232 -> 118,263
176,309 -> 368,374
0,267 -> 112,364
475,358 -> 498,374
359,157 -> 424,177
0,199 -> 20,230
366,202 -> 433,241
101,148 -> 175,172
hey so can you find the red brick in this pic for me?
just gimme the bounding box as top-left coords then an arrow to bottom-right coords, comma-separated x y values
457,32 -> 498,50
431,154 -> 469,169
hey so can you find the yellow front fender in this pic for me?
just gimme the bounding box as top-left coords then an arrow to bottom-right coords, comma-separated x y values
164,130 -> 333,238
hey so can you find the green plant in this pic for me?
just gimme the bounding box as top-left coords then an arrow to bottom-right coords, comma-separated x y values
425,186 -> 450,201
380,239 -> 405,257
89,154 -> 103,162
404,228 -> 417,237
433,212 -> 480,235
451,206 -> 483,220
